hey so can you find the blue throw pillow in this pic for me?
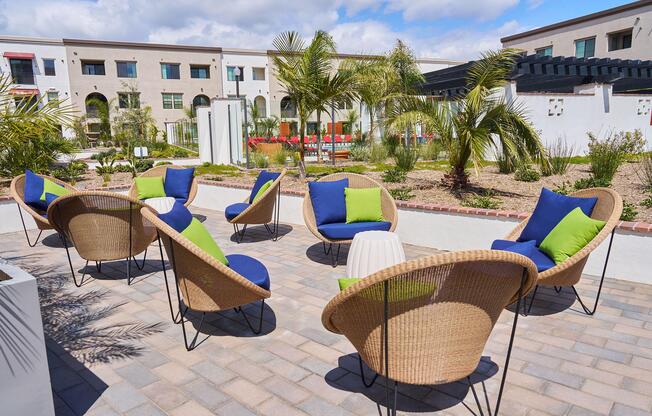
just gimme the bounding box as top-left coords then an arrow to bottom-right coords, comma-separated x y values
158,201 -> 193,233
164,168 -> 195,200
309,178 -> 349,226
518,188 -> 598,246
24,170 -> 47,211
492,239 -> 536,257
250,171 -> 281,203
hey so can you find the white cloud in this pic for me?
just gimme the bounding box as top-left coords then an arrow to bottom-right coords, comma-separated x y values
385,0 -> 519,21
527,0 -> 545,9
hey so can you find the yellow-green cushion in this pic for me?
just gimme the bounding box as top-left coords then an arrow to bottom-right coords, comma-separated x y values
40,178 -> 70,203
338,278 -> 360,291
539,207 -> 606,264
135,176 -> 166,200
252,180 -> 273,203
337,277 -> 437,301
345,187 -> 384,223
181,218 -> 229,265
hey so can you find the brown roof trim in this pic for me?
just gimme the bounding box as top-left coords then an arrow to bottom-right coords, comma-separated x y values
501,0 -> 652,43
62,38 -> 222,53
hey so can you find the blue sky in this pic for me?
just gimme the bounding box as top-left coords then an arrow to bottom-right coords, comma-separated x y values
0,0 -> 634,60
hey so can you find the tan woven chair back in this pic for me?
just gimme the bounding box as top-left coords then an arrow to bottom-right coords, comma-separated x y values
231,169 -> 287,224
47,191 -> 156,262
303,173 -> 398,243
505,187 -> 622,286
10,174 -> 77,230
141,208 -> 271,312
322,250 -> 537,385
128,165 -> 198,206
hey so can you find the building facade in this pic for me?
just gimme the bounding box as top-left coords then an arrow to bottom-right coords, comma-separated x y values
0,36 -> 73,136
220,48 -> 270,119
502,0 -> 652,60
63,39 -> 222,140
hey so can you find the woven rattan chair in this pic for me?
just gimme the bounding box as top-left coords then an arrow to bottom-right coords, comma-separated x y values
141,207 -> 272,351
322,250 -> 537,415
227,169 -> 287,243
504,188 -> 623,316
303,173 -> 398,266
128,165 -> 198,207
47,191 -> 156,287
10,173 -> 76,247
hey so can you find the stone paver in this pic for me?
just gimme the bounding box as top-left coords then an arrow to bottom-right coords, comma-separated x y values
2,207 -> 652,415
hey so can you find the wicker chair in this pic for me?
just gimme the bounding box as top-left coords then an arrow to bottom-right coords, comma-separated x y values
10,173 -> 77,247
141,207 -> 272,351
128,165 -> 198,207
322,250 -> 537,415
226,169 -> 287,243
47,192 -> 156,287
503,188 -> 623,316
303,173 -> 398,266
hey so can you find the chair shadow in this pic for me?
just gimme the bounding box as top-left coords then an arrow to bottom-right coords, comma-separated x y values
182,300 -> 277,341
228,224 -> 293,243
72,256 -> 156,286
325,353 -> 498,414
41,232 -> 67,248
305,242 -> 349,267
192,214 -> 207,223
507,285 -> 576,316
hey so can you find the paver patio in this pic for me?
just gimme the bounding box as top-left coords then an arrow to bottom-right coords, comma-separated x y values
1,207 -> 652,416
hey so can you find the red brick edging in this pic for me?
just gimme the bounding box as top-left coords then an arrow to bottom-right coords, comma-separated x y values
2,179 -> 649,234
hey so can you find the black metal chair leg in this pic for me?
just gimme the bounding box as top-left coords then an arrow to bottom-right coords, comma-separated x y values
179,310 -> 206,351
131,247 -> 148,271
61,234 -> 87,287
570,229 -> 615,316
554,286 -> 562,293
17,204 -> 43,247
234,224 -> 247,243
95,261 -> 102,273
157,235 -> 182,324
358,355 -> 379,388
323,242 -> 332,255
330,244 -> 341,267
525,285 -> 539,315
467,377 -> 486,416
236,300 -> 266,335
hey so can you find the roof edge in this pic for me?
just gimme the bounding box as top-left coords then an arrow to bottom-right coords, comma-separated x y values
62,38 -> 222,52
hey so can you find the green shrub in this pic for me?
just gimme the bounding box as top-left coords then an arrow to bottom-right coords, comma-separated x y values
637,154 -> 652,191
552,181 -> 574,196
91,148 -> 117,160
389,187 -> 414,201
586,130 -> 645,183
173,147 -> 189,158
52,160 -> 87,184
514,164 -> 540,182
134,159 -> 154,172
369,143 -> 388,163
95,154 -> 116,175
462,191 -> 501,209
574,176 -> 611,190
306,165 -> 366,177
382,168 -> 407,183
621,201 -> 638,221
382,134 -> 401,157
252,152 -> 269,168
349,144 -> 369,161
641,195 -> 652,208
272,148 -> 289,165
114,163 -> 134,173
154,161 -> 173,166
419,141 -> 442,161
495,151 -> 516,174
546,137 -> 575,175
393,146 -> 419,172
195,164 -> 241,176
291,151 -> 301,167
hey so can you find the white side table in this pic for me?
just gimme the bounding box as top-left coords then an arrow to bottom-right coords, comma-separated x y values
346,231 -> 406,278
143,196 -> 176,214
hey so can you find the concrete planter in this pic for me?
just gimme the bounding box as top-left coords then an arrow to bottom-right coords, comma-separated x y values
0,262 -> 54,416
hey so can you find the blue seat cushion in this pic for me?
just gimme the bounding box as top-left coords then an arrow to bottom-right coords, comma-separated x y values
250,171 -> 281,203
491,239 -> 556,272
309,178 -> 349,226
317,221 -> 392,240
225,202 -> 250,221
24,169 -> 47,211
226,254 -> 270,290
519,188 -> 598,246
164,168 -> 195,200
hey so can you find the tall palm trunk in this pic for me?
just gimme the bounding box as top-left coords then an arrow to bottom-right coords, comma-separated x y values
316,110 -> 322,163
298,118 -> 307,179
368,107 -> 375,144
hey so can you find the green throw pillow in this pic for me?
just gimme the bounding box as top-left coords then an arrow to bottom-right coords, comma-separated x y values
181,218 -> 229,265
337,277 -> 437,301
135,176 -> 166,200
253,180 -> 273,203
345,187 -> 384,223
539,207 -> 606,264
338,278 -> 360,291
40,178 -> 70,201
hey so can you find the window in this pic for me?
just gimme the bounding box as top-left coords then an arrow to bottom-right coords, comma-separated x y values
280,96 -> 296,118
47,91 -> 59,107
575,37 -> 596,58
118,92 -> 140,109
81,60 -> 106,75
252,67 -> 265,81
190,65 -> 210,79
14,95 -> 38,109
608,29 -> 633,51
161,63 -> 180,79
116,61 -> 137,78
226,66 -> 244,81
162,93 -> 183,109
535,46 -> 553,57
9,58 -> 34,84
43,59 -> 56,76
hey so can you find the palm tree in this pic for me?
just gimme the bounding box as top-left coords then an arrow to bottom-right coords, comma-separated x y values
345,109 -> 359,134
261,116 -> 279,138
387,49 -> 545,188
272,30 -> 335,177
248,101 -> 263,137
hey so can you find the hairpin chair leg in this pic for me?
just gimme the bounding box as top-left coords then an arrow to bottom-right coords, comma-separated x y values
236,300 -> 266,335
17,203 -> 43,247
61,234 -> 87,287
157,234 -> 182,324
131,247 -> 148,271
233,224 -> 247,243
329,244 -> 341,267
358,355 -> 379,388
571,229 -> 615,316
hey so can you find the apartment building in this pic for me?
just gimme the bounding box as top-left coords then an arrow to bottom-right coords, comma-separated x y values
221,48 -> 270,119
502,0 -> 652,60
63,38 -> 222,138
0,36 -> 73,136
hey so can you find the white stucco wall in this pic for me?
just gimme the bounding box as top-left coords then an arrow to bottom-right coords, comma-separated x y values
0,37 -> 73,137
221,49 -> 270,118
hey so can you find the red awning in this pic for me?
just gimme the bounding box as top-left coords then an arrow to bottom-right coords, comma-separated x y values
10,88 -> 39,96
3,52 -> 35,59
